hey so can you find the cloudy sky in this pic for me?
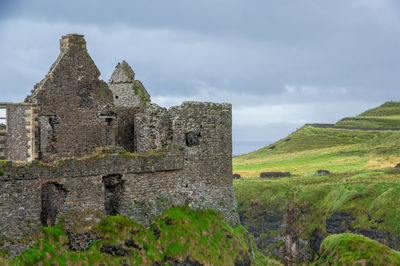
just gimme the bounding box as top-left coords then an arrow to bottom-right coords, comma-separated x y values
1,0 -> 400,154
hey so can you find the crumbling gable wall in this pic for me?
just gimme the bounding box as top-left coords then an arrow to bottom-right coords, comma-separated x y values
108,61 -> 152,153
26,34 -> 115,162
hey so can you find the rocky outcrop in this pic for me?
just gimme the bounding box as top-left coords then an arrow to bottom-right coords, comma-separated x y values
239,209 -> 284,257
67,231 -> 99,251
233,173 -> 242,179
260,172 -> 292,178
326,212 -> 355,234
313,170 -> 331,176
280,208 -> 310,264
240,207 -> 400,265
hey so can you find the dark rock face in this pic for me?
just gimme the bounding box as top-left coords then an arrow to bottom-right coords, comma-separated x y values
233,173 -> 241,179
314,170 -> 331,176
234,250 -> 251,266
310,228 -> 324,257
158,257 -> 202,266
67,231 -> 99,251
355,229 -> 399,250
326,212 -> 355,234
100,243 -> 131,257
259,172 -> 292,178
326,212 -> 399,250
153,226 -> 161,240
239,209 -> 284,256
125,238 -> 142,250
281,208 -> 310,263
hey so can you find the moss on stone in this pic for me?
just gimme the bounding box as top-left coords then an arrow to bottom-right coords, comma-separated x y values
316,233 -> 400,265
132,81 -> 150,104
6,207 -> 279,265
98,81 -> 113,103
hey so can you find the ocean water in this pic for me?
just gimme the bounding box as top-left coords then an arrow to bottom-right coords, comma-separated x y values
233,141 -> 272,156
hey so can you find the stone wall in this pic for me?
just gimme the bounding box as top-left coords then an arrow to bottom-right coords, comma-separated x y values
108,61 -> 150,108
26,34 -> 115,162
0,173 -> 41,257
0,104 -> 37,163
135,104 -> 173,153
169,102 -> 239,226
0,143 -> 238,256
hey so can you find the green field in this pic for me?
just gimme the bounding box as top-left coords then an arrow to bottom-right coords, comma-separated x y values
234,102 -> 400,178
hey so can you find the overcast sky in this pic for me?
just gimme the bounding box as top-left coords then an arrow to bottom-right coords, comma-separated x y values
1,0 -> 400,154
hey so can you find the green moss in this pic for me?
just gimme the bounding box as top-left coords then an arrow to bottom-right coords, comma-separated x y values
98,80 -> 113,103
5,207 -> 278,265
132,81 -> 150,104
316,233 -> 400,265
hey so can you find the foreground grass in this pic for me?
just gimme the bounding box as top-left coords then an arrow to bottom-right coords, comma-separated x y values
315,233 -> 400,265
4,207 -> 279,266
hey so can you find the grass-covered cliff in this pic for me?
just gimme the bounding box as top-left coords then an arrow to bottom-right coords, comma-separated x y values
233,101 -> 400,264
1,207 -> 280,265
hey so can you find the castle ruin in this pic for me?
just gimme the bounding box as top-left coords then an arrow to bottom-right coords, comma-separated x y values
0,34 -> 238,256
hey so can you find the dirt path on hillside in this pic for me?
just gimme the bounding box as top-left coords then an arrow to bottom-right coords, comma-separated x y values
307,123 -> 400,131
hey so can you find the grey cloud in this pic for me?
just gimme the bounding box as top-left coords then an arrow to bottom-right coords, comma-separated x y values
1,0 -> 400,147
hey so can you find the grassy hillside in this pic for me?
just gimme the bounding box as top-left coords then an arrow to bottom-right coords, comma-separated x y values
233,102 -> 400,177
233,101 -> 400,264
316,233 -> 400,265
1,207 -> 280,266
336,101 -> 400,128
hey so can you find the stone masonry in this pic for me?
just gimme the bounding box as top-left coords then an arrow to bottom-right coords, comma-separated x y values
0,34 -> 239,257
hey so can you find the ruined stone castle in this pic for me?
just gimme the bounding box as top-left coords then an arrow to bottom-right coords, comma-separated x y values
0,34 -> 238,256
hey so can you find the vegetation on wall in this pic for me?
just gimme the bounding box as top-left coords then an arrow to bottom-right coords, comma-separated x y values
3,207 -> 280,265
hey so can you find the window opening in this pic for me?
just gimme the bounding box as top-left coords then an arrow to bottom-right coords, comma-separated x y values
0,108 -> 6,131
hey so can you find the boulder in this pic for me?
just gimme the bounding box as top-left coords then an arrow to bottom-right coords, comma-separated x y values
260,172 -> 292,178
314,169 -> 331,176
233,173 -> 241,179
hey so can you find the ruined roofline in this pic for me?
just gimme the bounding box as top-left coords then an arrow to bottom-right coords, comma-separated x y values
0,102 -> 35,107
0,146 -> 183,181
165,101 -> 232,110
26,34 -> 99,104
